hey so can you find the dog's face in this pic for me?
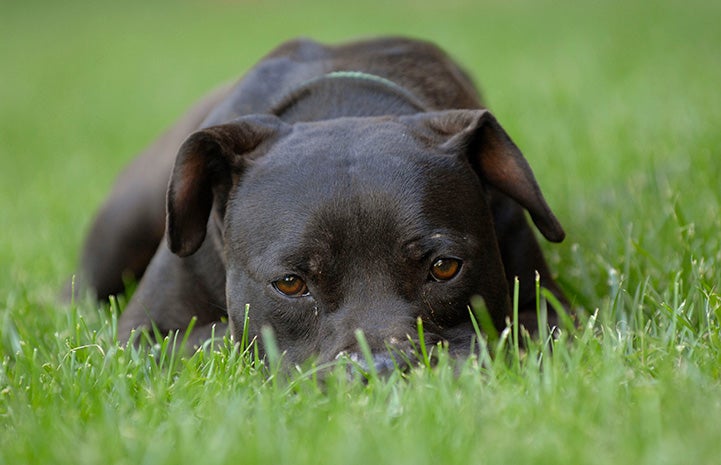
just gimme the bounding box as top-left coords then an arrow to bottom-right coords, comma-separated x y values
166,110 -> 563,369
224,117 -> 493,366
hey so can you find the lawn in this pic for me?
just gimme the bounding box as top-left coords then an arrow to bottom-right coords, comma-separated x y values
2,0 -> 721,463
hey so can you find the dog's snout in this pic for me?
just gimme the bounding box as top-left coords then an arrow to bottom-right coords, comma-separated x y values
336,351 -> 410,377
326,307 -> 444,377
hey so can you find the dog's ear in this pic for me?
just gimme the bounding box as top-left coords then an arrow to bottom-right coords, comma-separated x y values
402,109 -> 565,242
167,114 -> 288,256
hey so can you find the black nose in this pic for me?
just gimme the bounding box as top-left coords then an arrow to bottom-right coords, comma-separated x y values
337,351 -> 410,379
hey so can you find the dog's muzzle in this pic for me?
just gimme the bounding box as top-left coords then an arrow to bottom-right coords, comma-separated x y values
335,350 -> 413,378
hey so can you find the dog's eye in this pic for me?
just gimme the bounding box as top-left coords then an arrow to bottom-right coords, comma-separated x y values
429,257 -> 462,282
272,275 -> 310,297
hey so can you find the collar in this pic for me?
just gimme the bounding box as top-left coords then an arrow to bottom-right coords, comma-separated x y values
272,70 -> 428,116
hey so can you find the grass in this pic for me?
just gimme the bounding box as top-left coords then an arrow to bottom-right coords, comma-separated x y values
2,0 -> 721,463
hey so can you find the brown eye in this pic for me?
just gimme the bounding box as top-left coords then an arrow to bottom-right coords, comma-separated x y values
273,275 -> 309,297
429,257 -> 462,282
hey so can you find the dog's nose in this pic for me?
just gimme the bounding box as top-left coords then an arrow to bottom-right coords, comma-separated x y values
336,351 -> 409,378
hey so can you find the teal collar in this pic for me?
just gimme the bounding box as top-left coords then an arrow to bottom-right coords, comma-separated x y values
322,71 -> 425,108
276,70 -> 427,113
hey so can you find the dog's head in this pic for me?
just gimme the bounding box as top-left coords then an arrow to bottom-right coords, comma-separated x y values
166,110 -> 563,370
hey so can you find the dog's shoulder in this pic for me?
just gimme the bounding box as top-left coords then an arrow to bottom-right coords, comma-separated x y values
324,37 -> 485,110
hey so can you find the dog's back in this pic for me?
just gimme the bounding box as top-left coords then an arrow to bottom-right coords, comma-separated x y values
203,37 -> 483,126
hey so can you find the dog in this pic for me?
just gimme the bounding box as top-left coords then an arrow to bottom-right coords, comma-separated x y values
74,37 -> 568,371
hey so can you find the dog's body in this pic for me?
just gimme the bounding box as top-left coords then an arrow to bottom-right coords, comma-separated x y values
77,37 -> 567,369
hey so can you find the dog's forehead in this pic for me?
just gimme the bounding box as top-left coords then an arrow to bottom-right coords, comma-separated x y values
270,117 -> 428,165
226,117 -> 484,260
240,117 -> 447,204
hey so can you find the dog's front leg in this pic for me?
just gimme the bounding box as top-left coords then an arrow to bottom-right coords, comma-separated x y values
117,239 -> 227,345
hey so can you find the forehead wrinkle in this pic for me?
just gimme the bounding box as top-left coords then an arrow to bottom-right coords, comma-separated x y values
230,169 -> 417,281
302,191 -> 417,270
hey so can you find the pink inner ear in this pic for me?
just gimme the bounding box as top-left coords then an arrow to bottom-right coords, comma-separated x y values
478,127 -> 565,243
398,109 -> 564,242
165,114 -> 289,257
167,137 -> 216,257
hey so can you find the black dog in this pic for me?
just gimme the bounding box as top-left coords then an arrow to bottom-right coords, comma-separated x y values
75,37 -> 568,370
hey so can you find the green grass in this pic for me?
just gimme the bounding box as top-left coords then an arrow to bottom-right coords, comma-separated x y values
2,0 -> 721,463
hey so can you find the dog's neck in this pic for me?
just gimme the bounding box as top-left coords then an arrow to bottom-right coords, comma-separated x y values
271,71 -> 428,123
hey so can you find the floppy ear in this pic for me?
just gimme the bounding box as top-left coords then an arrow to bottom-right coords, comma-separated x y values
167,114 -> 287,257
402,109 -> 565,242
